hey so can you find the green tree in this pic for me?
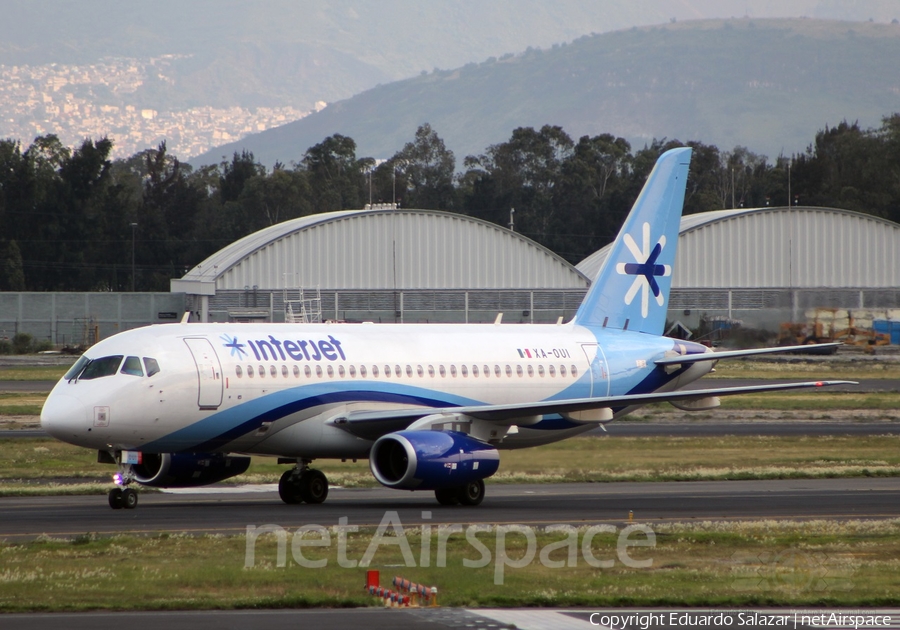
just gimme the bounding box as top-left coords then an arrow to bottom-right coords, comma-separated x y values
390,124 -> 456,209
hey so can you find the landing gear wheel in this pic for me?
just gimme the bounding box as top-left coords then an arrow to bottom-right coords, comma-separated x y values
298,469 -> 328,504
278,470 -> 303,504
108,487 -> 124,510
434,487 -> 460,506
457,479 -> 485,506
122,488 -> 138,509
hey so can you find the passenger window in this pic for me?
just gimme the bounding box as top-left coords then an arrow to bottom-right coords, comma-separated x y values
304,366 -> 312,378
360,365 -> 368,377
349,365 -> 356,377
259,365 -> 265,378
406,365 -> 413,377
450,365 -> 457,377
460,365 -> 468,377
571,365 -> 578,377
549,365 -> 556,377
484,365 -> 490,378
439,365 -> 446,377
428,365 -> 435,377
120,356 -> 143,377
372,365 -> 379,377
327,366 -> 334,377
248,365 -> 255,377
516,365 -> 524,377
293,365 -> 300,377
505,365 -> 512,377
384,365 -> 391,378
235,365 -> 243,378
494,365 -> 501,377
538,365 -> 545,377
269,365 -> 277,377
316,366 -> 323,377
527,365 -> 534,377
560,365 -> 567,377
417,365 -> 424,377
281,365 -> 288,377
472,365 -> 479,377
338,365 -> 345,377
395,364 -> 402,377
79,355 -> 123,380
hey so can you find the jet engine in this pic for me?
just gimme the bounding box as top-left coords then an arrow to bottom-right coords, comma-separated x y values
131,452 -> 251,488
369,430 -> 499,491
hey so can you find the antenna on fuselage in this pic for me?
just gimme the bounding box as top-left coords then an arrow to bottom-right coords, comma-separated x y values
180,312 -> 191,324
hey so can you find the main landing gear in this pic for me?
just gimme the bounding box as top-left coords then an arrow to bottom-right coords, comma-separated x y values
278,460 -> 329,505
434,479 -> 485,506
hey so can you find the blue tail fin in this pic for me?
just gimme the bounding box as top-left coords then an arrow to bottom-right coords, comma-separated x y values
573,147 -> 692,334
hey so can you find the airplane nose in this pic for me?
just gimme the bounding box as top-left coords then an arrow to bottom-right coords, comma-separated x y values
41,393 -> 88,441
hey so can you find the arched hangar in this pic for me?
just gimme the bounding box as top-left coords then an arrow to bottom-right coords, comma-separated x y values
577,206 -> 900,331
171,207 -> 590,324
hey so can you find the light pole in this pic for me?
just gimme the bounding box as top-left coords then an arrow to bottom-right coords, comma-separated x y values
130,222 -> 137,292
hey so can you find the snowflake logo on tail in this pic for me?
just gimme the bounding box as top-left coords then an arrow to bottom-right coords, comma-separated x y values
615,222 -> 672,318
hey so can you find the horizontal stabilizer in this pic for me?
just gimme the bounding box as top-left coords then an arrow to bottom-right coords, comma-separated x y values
655,342 -> 842,366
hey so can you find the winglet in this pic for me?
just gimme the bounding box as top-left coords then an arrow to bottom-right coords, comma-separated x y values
574,147 -> 692,334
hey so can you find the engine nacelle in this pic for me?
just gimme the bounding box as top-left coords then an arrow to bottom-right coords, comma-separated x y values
131,452 -> 251,488
369,430 -> 499,491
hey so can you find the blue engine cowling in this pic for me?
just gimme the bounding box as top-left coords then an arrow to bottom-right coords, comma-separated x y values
132,453 -> 251,488
369,430 -> 499,491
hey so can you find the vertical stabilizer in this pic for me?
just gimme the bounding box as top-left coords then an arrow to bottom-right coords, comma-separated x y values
573,147 -> 692,334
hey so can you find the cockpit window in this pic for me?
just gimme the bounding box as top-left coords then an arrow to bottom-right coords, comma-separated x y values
121,356 -> 143,377
79,355 -> 124,380
143,357 -> 160,377
64,355 -> 91,381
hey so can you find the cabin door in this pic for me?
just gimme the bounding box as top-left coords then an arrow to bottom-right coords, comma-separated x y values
580,343 -> 609,398
184,338 -> 224,410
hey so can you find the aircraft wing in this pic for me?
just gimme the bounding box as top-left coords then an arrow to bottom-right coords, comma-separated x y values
655,342 -> 842,366
330,379 -> 855,441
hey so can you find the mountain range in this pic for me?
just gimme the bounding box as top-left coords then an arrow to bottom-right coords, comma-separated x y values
194,18 -> 900,167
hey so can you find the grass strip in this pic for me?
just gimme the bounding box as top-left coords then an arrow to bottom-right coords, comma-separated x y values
3,435 -> 900,495
1,519 -> 898,611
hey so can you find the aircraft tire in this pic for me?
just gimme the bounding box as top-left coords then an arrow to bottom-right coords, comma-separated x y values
108,488 -> 124,510
278,470 -> 303,504
122,488 -> 138,509
434,487 -> 461,506
457,479 -> 485,506
298,470 -> 328,504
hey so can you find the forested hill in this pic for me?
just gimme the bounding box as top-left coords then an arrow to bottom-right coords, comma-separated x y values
194,18 -> 900,168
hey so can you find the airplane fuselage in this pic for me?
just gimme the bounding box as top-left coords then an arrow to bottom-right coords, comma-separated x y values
41,320 -> 711,458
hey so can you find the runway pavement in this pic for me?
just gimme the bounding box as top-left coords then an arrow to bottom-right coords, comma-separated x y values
2,477 -> 898,542
9,607 -> 900,630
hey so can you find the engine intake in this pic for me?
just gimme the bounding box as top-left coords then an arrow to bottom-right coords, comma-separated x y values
132,452 -> 251,488
369,430 -> 499,491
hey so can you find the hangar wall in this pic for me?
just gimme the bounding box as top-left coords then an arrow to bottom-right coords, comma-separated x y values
173,208 -> 591,324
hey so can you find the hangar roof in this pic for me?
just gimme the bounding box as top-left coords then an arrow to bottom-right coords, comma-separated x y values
576,206 -> 900,289
173,208 -> 589,294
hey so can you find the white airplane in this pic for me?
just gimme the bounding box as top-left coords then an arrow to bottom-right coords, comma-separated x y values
40,147 -> 849,510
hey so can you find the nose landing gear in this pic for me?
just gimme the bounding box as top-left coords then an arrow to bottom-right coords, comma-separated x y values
109,486 -> 138,509
107,453 -> 139,510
